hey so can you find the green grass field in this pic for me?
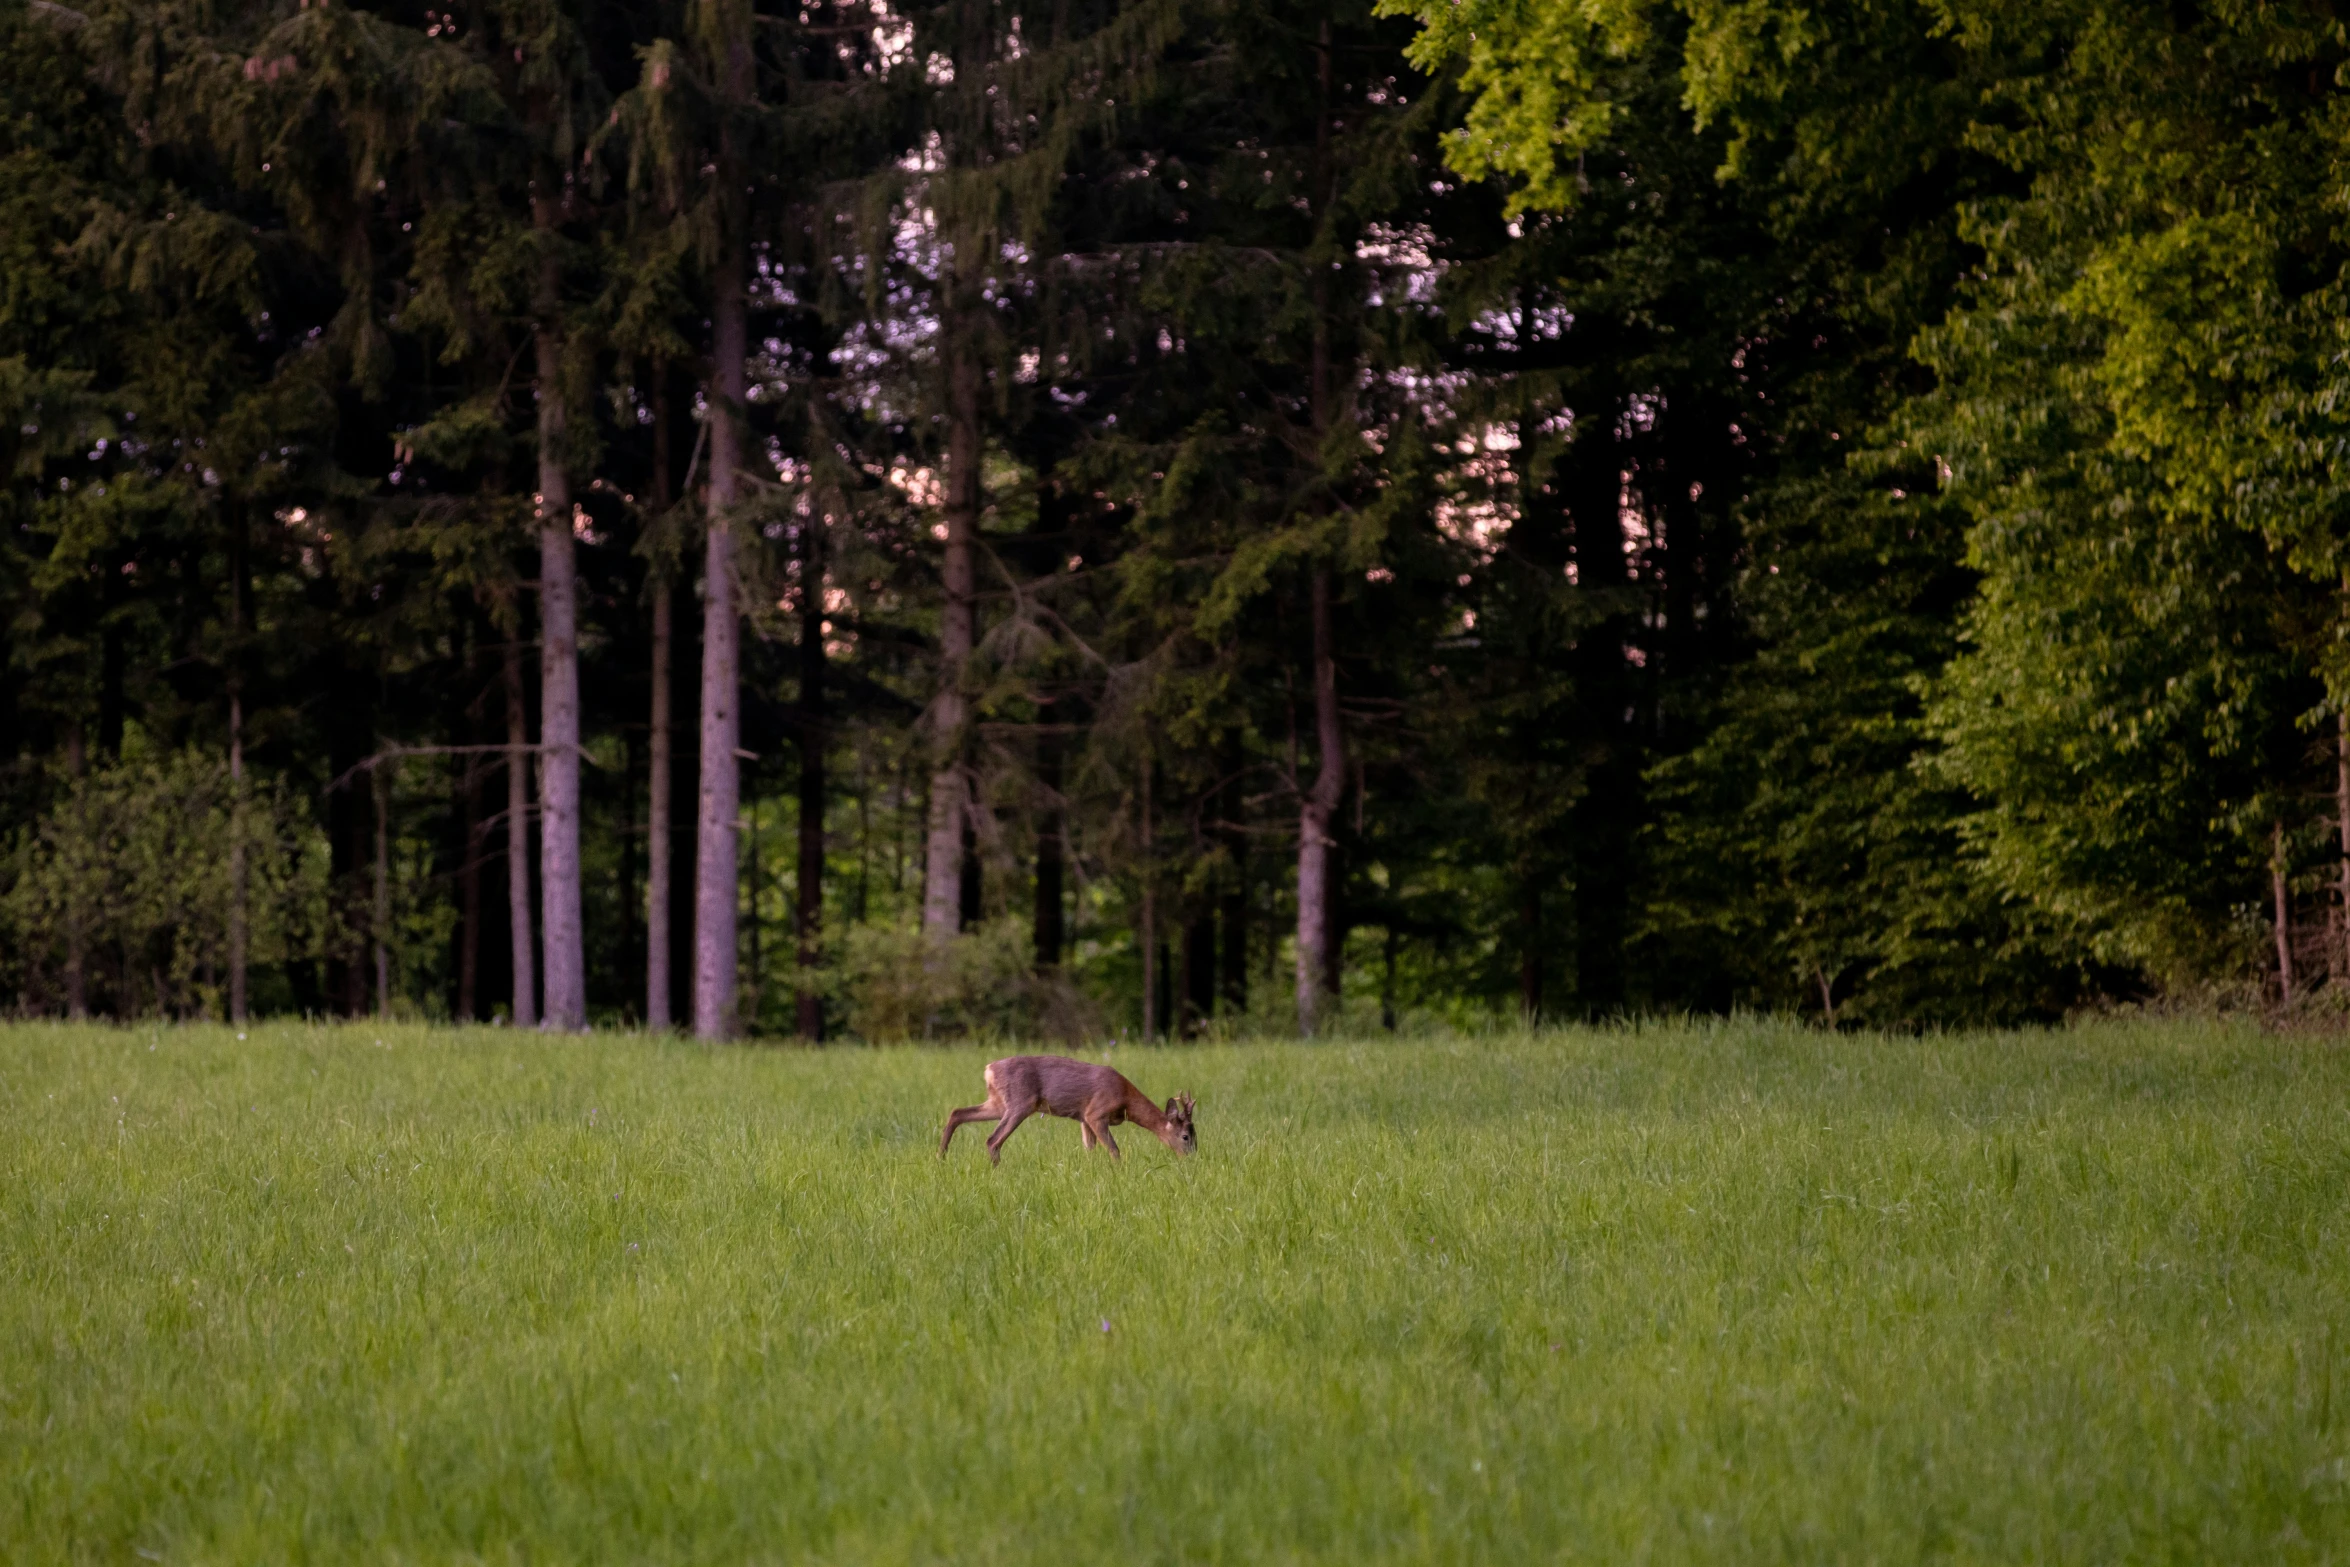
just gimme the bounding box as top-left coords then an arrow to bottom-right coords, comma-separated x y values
5,1018 -> 2349,1563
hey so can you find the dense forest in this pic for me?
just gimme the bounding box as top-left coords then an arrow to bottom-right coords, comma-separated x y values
3,0 -> 2345,1035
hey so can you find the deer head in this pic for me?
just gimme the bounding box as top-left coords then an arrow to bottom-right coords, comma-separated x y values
1159,1092 -> 1197,1154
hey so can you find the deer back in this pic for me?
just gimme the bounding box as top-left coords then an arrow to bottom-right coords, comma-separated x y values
991,1054 -> 1135,1117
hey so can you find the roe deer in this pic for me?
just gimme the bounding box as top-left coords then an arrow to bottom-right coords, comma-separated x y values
939,1055 -> 1197,1165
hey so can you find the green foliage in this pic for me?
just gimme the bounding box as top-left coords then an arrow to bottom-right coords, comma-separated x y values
1392,0 -> 2350,1005
1,743 -> 322,1017
1903,0 -> 2350,981
1648,471 -> 2091,1022
833,916 -> 1101,1041
23,0 -> 2350,1030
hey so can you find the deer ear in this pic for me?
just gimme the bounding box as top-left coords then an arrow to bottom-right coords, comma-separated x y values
1164,1097 -> 1178,1117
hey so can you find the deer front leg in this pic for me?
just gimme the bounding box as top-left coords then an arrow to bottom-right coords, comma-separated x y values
940,1103 -> 1002,1157
985,1103 -> 1037,1165
1079,1121 -> 1098,1150
1083,1114 -> 1121,1160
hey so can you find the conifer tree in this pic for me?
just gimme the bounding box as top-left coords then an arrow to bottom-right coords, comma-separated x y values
617,0 -> 876,1036
1081,0 -> 1441,1032
689,0 -> 754,1038
865,0 -> 1186,955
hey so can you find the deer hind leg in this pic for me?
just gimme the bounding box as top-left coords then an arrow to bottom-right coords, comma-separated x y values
985,1102 -> 1039,1166
940,1101 -> 1002,1157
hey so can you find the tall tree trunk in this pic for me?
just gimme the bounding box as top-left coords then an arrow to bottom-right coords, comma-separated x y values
99,564 -> 124,760
227,685 -> 247,1024
1517,879 -> 1542,1021
1140,758 -> 1158,1040
373,758 -> 393,1019
1183,911 -> 1215,1033
922,326 -> 983,938
672,592 -> 702,1011
1381,926 -> 1399,1033
327,675 -> 370,1017
226,513 -> 249,1025
1296,570 -> 1345,1034
2275,818 -> 2295,1005
899,759 -> 916,898
620,731 -> 639,1016
796,518 -> 827,1041
747,793 -> 762,1021
2338,707 -> 2349,980
458,744 -> 482,1022
693,25 -> 752,1040
1653,401 -> 1704,720
1567,386 -> 1632,1018
1218,871 -> 1247,1016
1218,762 -> 1247,1013
646,367 -> 675,1030
534,247 -> 586,1032
1184,777 -> 1219,1029
959,810 -> 982,927
648,583 -> 674,1026
64,722 -> 87,1019
343,787 -> 370,1018
1034,718 -> 1064,970
694,414 -> 743,1038
1295,21 -> 1344,1035
1323,801 -> 1346,1002
1507,309 -> 1569,1026
853,748 -> 872,925
504,636 -> 538,1027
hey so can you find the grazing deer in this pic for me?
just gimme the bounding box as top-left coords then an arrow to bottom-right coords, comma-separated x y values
939,1055 -> 1197,1165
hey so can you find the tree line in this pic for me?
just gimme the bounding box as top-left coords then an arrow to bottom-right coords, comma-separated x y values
5,0 -> 2346,1035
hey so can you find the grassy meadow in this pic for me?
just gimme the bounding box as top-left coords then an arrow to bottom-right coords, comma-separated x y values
4,1018 -> 2349,1563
